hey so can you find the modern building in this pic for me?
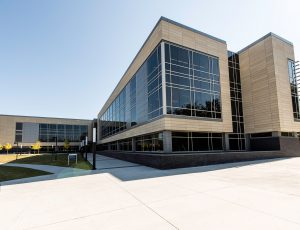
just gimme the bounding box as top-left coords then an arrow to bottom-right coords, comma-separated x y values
0,114 -> 92,152
1,17 -> 299,168
96,17 -> 300,168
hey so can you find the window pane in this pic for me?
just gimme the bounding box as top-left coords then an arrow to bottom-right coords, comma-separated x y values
172,88 -> 191,108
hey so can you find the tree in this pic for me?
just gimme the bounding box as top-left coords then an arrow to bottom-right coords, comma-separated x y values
0,144 -> 3,152
64,139 -> 70,153
32,141 -> 41,154
4,143 -> 12,154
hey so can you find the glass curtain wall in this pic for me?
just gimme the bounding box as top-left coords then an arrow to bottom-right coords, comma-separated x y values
172,132 -> 223,152
100,45 -> 162,139
118,138 -> 132,151
165,42 -> 221,119
15,122 -> 23,142
288,59 -> 300,120
39,124 -> 88,142
227,51 -> 246,150
100,133 -> 163,152
136,132 -> 163,152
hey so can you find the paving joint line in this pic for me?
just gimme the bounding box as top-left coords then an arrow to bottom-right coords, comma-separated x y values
96,165 -> 142,170
105,174 -> 179,229
23,204 -> 141,230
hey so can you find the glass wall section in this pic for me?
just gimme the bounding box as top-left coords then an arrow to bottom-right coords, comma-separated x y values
39,124 -> 48,142
100,45 -> 162,139
165,42 -> 221,119
288,60 -> 300,120
15,122 -> 23,142
172,132 -> 223,152
100,89 -> 127,138
110,142 -> 118,151
227,51 -> 246,150
130,76 -> 137,126
119,138 -> 132,151
99,133 -> 163,152
38,124 -> 88,142
147,47 -> 163,119
136,132 -> 163,152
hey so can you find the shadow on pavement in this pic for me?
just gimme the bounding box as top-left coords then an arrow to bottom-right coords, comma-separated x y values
98,157 -> 289,181
0,153 -> 290,186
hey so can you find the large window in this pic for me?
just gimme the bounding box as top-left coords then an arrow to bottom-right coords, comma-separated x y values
39,124 -> 88,142
227,51 -> 246,150
15,122 -> 23,142
165,43 -> 221,119
172,132 -> 223,152
119,138 -> 132,151
136,133 -> 163,152
130,76 -> 137,126
99,133 -> 163,152
100,45 -> 162,139
288,59 -> 300,120
147,47 -> 163,119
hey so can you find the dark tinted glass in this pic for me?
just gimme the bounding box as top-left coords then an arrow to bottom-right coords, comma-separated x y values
16,123 -> 23,130
165,43 -> 221,120
193,52 -> 209,71
170,45 -> 189,67
15,135 -> 22,142
172,88 -> 191,109
172,137 -> 189,151
192,138 -> 209,151
172,75 -> 190,86
227,51 -> 246,150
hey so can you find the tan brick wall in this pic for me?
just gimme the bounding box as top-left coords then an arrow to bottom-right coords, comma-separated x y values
99,116 -> 231,144
239,34 -> 300,134
159,20 -> 232,134
0,115 -> 92,146
272,37 -> 300,131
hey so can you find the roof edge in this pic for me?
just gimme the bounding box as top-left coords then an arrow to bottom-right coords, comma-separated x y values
160,17 -> 226,44
0,114 -> 93,122
98,16 -> 226,116
238,32 -> 293,54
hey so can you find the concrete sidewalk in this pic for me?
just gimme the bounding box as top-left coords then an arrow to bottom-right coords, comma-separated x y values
1,157 -> 300,229
1,153 -> 140,186
0,163 -> 93,186
87,153 -> 140,170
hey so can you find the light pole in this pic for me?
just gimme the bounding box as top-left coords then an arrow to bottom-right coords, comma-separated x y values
14,141 -> 19,154
85,136 -> 88,161
92,127 -> 96,170
54,136 -> 58,160
81,140 -> 84,157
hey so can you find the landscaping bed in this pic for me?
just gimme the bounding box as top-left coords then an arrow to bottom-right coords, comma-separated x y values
0,165 -> 52,182
0,153 -> 92,170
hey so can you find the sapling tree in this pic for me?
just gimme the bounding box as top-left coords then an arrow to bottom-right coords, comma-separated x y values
4,143 -> 12,154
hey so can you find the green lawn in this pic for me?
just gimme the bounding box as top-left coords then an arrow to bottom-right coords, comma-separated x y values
0,153 -> 93,170
0,165 -> 52,182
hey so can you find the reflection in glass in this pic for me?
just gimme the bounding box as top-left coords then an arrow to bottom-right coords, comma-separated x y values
165,42 -> 222,119
172,132 -> 223,152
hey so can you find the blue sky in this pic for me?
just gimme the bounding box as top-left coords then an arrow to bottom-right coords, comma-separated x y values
0,0 -> 299,119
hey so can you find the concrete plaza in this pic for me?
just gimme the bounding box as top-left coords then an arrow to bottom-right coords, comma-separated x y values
1,155 -> 300,230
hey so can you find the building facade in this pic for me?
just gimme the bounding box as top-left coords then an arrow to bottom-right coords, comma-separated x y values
0,115 -> 92,152
97,17 -> 300,167
98,17 -> 232,153
1,17 -> 299,168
